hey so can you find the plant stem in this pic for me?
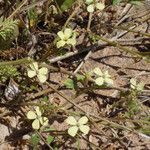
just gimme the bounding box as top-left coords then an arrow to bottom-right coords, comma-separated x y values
0,57 -> 33,66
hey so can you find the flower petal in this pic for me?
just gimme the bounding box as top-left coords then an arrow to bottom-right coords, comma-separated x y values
27,70 -> 36,78
104,70 -> 111,78
38,67 -> 48,75
79,125 -> 90,135
87,4 -> 94,13
30,62 -> 38,71
66,116 -> 77,125
37,74 -> 47,83
96,3 -> 105,10
130,78 -> 137,86
39,117 -> 49,126
67,38 -> 76,46
137,83 -> 144,91
64,28 -> 72,39
57,31 -> 65,40
105,78 -> 113,85
93,67 -> 103,76
95,77 -> 104,86
78,116 -> 88,125
27,111 -> 37,119
56,40 -> 66,48
68,126 -> 78,137
85,0 -> 93,5
35,106 -> 42,117
32,119 -> 40,130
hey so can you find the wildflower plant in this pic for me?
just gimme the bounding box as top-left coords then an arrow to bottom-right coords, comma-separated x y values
56,28 -> 76,48
27,106 -> 48,130
66,116 -> 90,137
85,0 -> 105,13
130,78 -> 144,92
27,62 -> 48,83
93,67 -> 113,86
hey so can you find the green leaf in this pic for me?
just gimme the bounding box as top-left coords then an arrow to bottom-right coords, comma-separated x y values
55,0 -> 75,12
46,135 -> 54,144
112,0 -> 122,5
76,74 -> 85,81
44,127 -> 55,132
30,133 -> 40,146
129,0 -> 143,5
64,78 -> 76,89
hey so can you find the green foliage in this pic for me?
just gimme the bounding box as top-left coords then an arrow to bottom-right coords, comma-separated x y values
30,133 -> 40,149
0,65 -> 19,81
64,78 -> 76,89
27,1 -> 38,28
125,98 -> 140,117
55,0 -> 75,11
0,18 -> 19,50
46,135 -> 54,144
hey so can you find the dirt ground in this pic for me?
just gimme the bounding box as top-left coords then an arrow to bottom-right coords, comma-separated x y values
0,1 -> 150,149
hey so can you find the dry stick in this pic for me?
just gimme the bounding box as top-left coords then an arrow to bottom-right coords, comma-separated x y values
114,25 -> 150,38
73,25 -> 136,74
47,84 -> 150,140
63,3 -> 81,29
87,12 -> 93,31
48,24 -> 150,64
36,131 -> 53,150
116,4 -> 132,26
46,83 -> 133,131
21,0 -> 49,12
7,0 -> 28,19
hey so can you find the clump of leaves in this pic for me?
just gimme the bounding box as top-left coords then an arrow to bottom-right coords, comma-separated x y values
27,106 -> 49,130
85,0 -> 105,13
66,116 -> 90,137
93,67 -> 113,86
27,62 -> 48,83
0,65 -> 19,82
0,18 -> 19,50
56,28 -> 76,48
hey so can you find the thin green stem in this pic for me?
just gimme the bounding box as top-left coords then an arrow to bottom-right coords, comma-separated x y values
0,57 -> 33,66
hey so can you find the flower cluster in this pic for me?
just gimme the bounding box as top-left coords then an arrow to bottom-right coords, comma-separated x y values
66,116 -> 90,137
56,28 -> 76,48
130,78 -> 144,92
93,67 -> 113,86
85,0 -> 105,13
27,62 -> 48,83
27,106 -> 48,130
